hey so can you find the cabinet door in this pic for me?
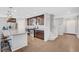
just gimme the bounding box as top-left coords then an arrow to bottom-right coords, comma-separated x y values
36,15 -> 44,25
35,30 -> 44,40
12,34 -> 27,51
27,19 -> 29,25
27,18 -> 36,26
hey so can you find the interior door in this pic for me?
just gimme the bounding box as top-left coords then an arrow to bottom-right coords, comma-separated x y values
66,18 -> 76,34
55,18 -> 64,35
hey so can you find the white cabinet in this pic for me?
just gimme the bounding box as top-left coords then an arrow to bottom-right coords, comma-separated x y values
11,33 -> 27,51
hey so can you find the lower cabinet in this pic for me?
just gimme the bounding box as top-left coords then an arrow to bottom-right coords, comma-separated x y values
34,30 -> 44,40
11,33 -> 27,51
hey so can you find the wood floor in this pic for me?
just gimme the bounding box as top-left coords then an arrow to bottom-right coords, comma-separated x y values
16,34 -> 79,52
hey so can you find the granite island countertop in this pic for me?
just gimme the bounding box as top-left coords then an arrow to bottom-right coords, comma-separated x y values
2,29 -> 26,36
10,30 -> 26,36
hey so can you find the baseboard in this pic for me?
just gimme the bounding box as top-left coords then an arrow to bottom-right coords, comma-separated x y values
64,33 -> 77,35
49,35 -> 58,40
64,33 -> 78,39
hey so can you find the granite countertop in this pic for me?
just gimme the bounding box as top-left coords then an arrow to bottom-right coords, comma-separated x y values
12,32 -> 26,36
35,29 -> 44,31
10,30 -> 26,36
2,29 -> 26,36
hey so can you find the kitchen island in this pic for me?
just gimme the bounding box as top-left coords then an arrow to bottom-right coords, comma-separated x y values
11,30 -> 27,52
2,29 -> 28,52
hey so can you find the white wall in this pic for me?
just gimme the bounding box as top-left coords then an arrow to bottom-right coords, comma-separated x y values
77,15 -> 79,38
63,14 -> 79,34
16,18 -> 26,33
0,17 -> 7,30
44,13 -> 58,41
44,13 -> 50,41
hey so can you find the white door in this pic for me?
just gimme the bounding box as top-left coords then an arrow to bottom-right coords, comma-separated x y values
66,18 -> 76,34
55,18 -> 64,35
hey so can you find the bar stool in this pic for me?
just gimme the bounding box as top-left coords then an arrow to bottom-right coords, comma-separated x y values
1,35 -> 12,52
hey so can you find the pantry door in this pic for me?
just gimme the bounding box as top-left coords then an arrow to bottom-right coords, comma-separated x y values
66,18 -> 76,34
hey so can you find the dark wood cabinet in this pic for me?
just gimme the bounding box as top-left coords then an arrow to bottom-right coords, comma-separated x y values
27,18 -> 34,25
34,30 -> 44,40
7,18 -> 16,23
36,15 -> 44,25
27,14 -> 44,26
26,14 -> 44,40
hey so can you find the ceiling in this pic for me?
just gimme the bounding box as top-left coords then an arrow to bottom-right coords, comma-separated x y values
0,7 -> 79,18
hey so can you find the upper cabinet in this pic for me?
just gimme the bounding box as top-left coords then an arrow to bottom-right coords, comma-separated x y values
27,18 -> 36,26
36,15 -> 44,25
27,14 -> 44,26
